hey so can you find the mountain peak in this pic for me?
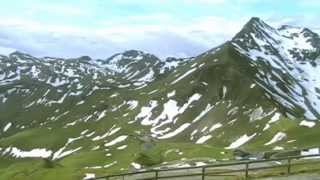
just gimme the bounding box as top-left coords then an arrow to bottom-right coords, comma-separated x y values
232,17 -> 275,41
9,50 -> 30,56
122,49 -> 146,56
278,25 -> 320,39
278,24 -> 300,31
230,17 -> 276,51
244,17 -> 269,29
9,51 -> 36,61
77,55 -> 92,61
247,17 -> 263,24
106,50 -> 157,64
232,17 -> 320,58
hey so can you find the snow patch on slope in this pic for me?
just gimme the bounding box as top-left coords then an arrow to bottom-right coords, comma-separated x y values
225,133 -> 257,149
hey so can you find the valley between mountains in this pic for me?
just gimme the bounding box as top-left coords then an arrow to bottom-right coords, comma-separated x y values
1,17 -> 320,179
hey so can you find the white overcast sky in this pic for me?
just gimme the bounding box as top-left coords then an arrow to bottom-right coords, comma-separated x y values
0,0 -> 319,59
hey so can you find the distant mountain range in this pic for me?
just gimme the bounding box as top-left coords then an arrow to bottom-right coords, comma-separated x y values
0,17 -> 320,180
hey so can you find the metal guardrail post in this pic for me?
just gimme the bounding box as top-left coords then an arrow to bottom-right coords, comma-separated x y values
202,167 -> 205,180
155,170 -> 159,180
245,162 -> 249,179
287,158 -> 291,174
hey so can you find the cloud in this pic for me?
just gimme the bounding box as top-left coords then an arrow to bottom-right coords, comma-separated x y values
185,0 -> 226,4
0,46 -> 15,55
28,3 -> 90,16
0,0 -> 318,59
297,0 -> 320,7
1,12 -> 316,60
0,14 -> 246,59
265,14 -> 320,31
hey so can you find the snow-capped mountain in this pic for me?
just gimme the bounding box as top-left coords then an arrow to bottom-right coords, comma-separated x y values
0,17 -> 319,179
95,50 -> 191,85
232,17 -> 320,120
